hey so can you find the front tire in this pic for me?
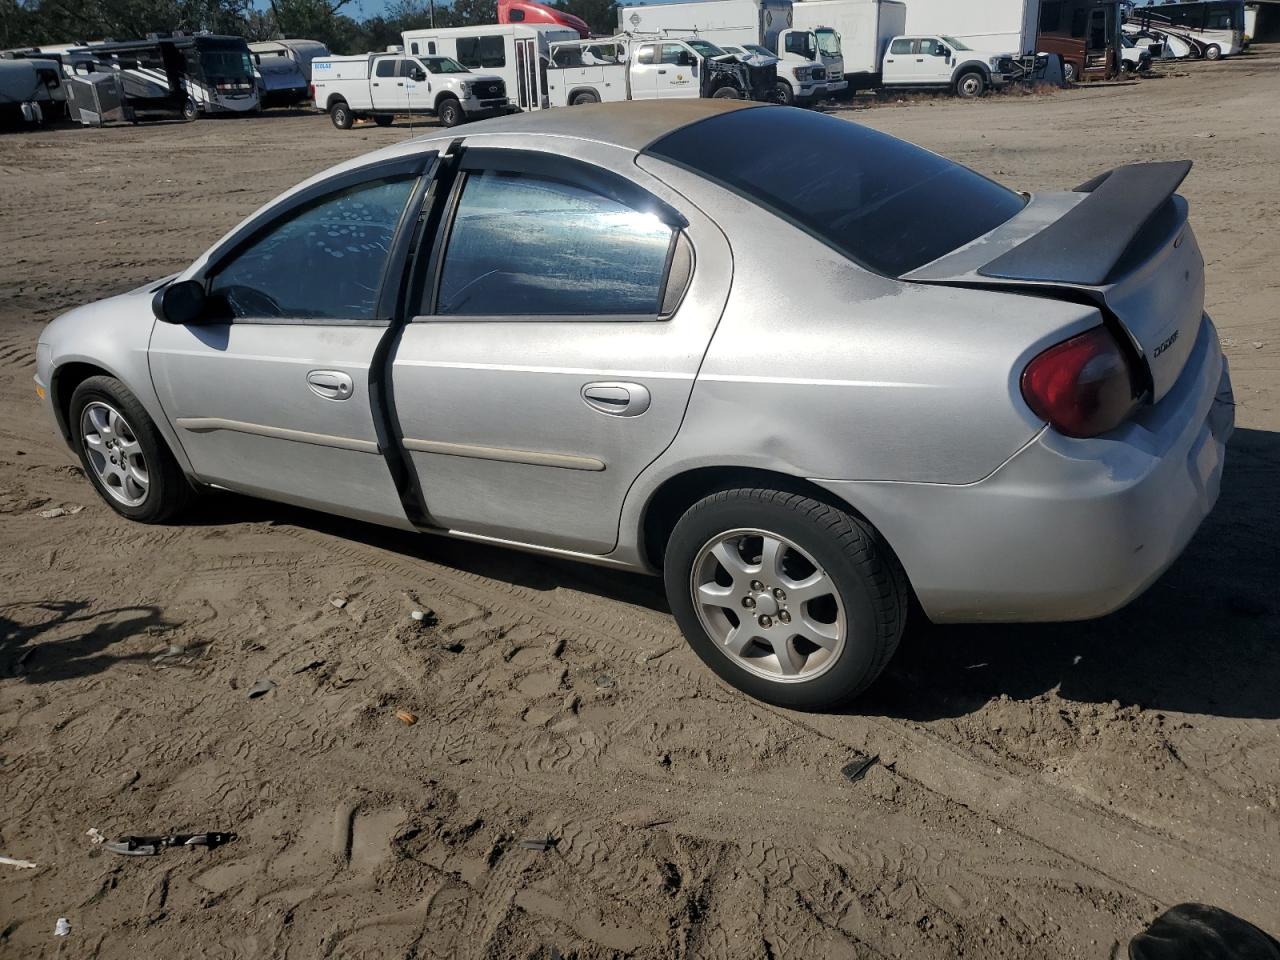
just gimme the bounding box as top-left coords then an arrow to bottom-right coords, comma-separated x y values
664,488 -> 908,710
437,96 -> 463,127
1063,60 -> 1078,83
711,85 -> 741,99
329,100 -> 352,129
775,80 -> 795,105
955,70 -> 986,98
182,98 -> 198,122
69,376 -> 191,523
1204,43 -> 1222,60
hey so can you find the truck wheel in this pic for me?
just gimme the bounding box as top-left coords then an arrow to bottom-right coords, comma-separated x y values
570,91 -> 599,106
1063,60 -> 1078,83
712,85 -> 741,99
955,70 -> 986,98
329,100 -> 352,129
373,115 -> 393,126
182,98 -> 198,122
775,80 -> 794,105
437,96 -> 463,127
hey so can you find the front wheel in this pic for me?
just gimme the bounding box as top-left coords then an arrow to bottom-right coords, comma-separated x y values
1063,60 -> 1078,83
329,100 -> 352,129
437,96 -> 463,127
955,70 -> 986,98
664,488 -> 908,710
711,85 -> 741,99
1204,43 -> 1222,60
70,376 -> 191,523
182,98 -> 198,122
775,80 -> 794,105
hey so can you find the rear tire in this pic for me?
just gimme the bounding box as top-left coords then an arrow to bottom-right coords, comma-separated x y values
329,100 -> 352,129
69,376 -> 191,524
437,96 -> 463,127
570,91 -> 599,106
373,114 -> 393,126
182,98 -> 198,122
664,488 -> 908,710
712,85 -> 741,99
955,70 -> 986,98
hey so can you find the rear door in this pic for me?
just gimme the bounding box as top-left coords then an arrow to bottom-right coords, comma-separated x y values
882,36 -> 915,82
370,56 -> 404,110
629,42 -> 660,98
388,143 -> 732,554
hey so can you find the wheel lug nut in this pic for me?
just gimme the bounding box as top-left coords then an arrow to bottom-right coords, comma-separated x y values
759,615 -> 773,628
751,580 -> 765,591
779,610 -> 791,623
742,596 -> 756,609
773,588 -> 786,601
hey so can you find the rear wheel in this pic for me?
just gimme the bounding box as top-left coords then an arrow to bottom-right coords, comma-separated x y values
955,70 -> 985,98
329,100 -> 352,129
182,98 -> 198,122
437,96 -> 463,127
712,85 -> 741,99
775,80 -> 794,105
373,114 -> 393,126
664,488 -> 908,710
570,90 -> 599,106
1204,43 -> 1222,60
70,376 -> 191,523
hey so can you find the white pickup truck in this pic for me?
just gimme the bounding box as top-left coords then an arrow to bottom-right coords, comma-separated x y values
880,34 -> 1019,97
311,52 -> 509,128
545,35 -> 778,106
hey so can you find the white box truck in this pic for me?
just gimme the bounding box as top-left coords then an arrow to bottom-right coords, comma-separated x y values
791,0 -> 905,89
899,0 -> 1039,53
402,24 -> 578,112
312,51 -> 509,128
617,0 -> 847,102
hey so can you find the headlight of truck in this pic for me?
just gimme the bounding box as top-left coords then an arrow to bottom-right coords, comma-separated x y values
989,57 -> 1002,69
791,66 -> 810,80
459,82 -> 471,96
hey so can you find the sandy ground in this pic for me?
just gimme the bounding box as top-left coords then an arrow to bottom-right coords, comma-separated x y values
2,50 -> 1278,959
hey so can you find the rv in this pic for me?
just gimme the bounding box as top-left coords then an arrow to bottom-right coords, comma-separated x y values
248,39 -> 331,83
0,57 -> 64,126
791,0 -> 905,89
252,53 -> 309,107
617,0 -> 847,100
402,24 -> 578,111
1130,1 -> 1246,59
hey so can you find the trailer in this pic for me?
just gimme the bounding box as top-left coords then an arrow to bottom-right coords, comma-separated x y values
791,0 -> 905,88
248,38 -> 331,83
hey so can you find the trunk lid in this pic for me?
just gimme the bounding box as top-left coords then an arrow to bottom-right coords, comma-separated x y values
903,161 -> 1204,404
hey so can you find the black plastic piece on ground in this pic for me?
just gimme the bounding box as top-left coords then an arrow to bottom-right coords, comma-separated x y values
1130,903 -> 1280,960
841,753 -> 878,783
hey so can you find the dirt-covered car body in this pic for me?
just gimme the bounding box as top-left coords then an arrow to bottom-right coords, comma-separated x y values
35,101 -> 1232,704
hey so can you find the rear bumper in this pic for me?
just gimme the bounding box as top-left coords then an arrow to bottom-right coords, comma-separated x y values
813,315 -> 1233,623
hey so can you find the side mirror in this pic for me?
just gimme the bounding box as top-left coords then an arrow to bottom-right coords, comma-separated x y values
678,52 -> 694,66
153,279 -> 208,325
412,68 -> 426,81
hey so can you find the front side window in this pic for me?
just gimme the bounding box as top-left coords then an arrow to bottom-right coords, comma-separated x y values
659,43 -> 689,65
918,38 -> 943,56
785,31 -> 816,59
431,171 -> 674,317
455,35 -> 506,68
209,178 -> 416,321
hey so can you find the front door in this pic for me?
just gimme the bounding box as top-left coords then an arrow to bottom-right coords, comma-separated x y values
402,58 -> 434,111
389,146 -> 731,554
915,37 -> 951,82
149,164 -> 426,527
656,43 -> 700,99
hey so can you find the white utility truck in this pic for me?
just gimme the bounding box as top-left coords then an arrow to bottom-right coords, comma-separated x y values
402,24 -> 577,112
312,51 -> 508,128
545,34 -> 778,105
791,0 -> 905,90
880,34 -> 1020,97
617,0 -> 845,104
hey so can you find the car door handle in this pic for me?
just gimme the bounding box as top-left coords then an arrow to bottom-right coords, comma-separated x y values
582,381 -> 651,417
658,69 -> 667,74
916,57 -> 924,61
307,370 -> 353,401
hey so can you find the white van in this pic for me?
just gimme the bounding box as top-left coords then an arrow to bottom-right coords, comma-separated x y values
402,24 -> 578,111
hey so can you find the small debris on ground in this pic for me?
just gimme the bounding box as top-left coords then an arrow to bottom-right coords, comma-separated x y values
519,837 -> 558,852
105,832 -> 236,856
86,827 -> 106,845
841,753 -> 879,783
246,679 -> 276,699
54,917 -> 70,937
292,658 -> 325,674
395,710 -> 418,726
0,855 -> 38,869
594,673 -> 616,690
410,608 -> 435,624
38,505 -> 84,519
330,597 -> 348,609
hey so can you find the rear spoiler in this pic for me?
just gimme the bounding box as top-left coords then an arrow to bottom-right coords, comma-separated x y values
977,160 -> 1192,286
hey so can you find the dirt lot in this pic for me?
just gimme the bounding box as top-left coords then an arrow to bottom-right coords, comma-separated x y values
2,50 -> 1278,959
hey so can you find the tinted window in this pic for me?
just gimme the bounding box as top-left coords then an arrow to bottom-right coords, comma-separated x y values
889,38 -> 912,54
455,35 -> 505,68
1040,1 -> 1062,32
375,58 -> 398,77
210,178 -> 416,321
432,171 -> 674,317
784,32 -> 814,58
646,108 -> 1025,277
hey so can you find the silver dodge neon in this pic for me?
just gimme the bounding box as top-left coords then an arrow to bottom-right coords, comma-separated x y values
35,101 -> 1234,709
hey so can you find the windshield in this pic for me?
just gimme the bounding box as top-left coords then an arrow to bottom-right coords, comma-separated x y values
816,28 -> 841,57
203,49 -> 252,79
744,43 -> 775,57
940,35 -> 972,50
686,39 -> 727,57
423,56 -> 468,74
646,108 -> 1026,277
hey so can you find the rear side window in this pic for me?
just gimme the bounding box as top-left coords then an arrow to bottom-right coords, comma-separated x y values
375,58 -> 397,77
637,44 -> 655,64
889,38 -> 913,55
645,107 -> 1026,277
431,171 -> 674,317
456,35 -> 505,68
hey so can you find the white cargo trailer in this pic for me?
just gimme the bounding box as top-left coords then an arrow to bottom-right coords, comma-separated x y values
791,0 -> 905,85
900,0 -> 1039,53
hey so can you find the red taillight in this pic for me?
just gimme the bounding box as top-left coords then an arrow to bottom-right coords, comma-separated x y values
308,83 -> 315,101
1020,326 -> 1136,438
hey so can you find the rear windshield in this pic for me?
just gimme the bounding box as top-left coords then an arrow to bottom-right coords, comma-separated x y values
644,107 -> 1026,277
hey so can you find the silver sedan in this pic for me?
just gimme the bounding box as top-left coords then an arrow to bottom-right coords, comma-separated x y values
34,101 -> 1233,709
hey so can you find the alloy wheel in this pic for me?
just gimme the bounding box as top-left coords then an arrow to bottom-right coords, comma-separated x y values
80,401 -> 149,507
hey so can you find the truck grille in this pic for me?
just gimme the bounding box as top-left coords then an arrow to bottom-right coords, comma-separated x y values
478,81 -> 504,98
